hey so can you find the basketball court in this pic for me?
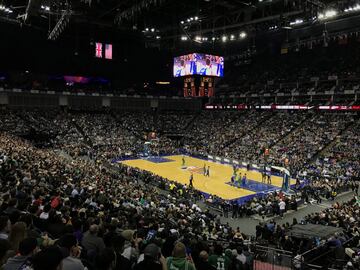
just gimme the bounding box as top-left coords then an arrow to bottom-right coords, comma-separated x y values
119,155 -> 296,202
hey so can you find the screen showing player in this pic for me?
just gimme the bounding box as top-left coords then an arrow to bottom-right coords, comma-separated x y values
173,53 -> 224,77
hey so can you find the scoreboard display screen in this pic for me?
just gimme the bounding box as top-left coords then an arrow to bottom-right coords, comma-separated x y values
173,53 -> 224,77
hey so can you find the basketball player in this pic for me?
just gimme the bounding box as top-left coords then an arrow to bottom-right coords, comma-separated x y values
231,173 -> 236,185
267,173 -> 272,185
242,173 -> 247,187
236,173 -> 242,188
262,172 -> 266,183
182,156 -> 185,167
205,166 -> 210,177
203,163 -> 206,176
189,173 -> 194,188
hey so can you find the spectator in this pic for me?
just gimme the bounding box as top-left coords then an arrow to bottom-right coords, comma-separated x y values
0,239 -> 11,266
0,216 -> 11,240
57,233 -> 85,270
196,250 -> 216,270
133,243 -> 167,270
94,248 -> 116,270
120,229 -> 139,263
166,242 -> 196,270
81,224 -> 105,257
279,200 -> 286,218
8,222 -> 27,254
208,243 -> 231,270
3,237 -> 38,270
31,246 -> 64,270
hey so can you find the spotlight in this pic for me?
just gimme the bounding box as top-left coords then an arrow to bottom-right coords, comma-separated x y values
325,10 -> 337,18
180,21 -> 184,24
156,36 -> 161,39
319,9 -> 337,20
194,16 -> 198,20
145,28 -> 149,31
239,32 -> 247,38
195,36 -> 202,41
181,36 -> 188,41
151,28 -> 155,32
222,35 -> 227,42
230,34 -> 235,40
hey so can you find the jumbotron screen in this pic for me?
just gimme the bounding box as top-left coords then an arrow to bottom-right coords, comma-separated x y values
173,53 -> 224,77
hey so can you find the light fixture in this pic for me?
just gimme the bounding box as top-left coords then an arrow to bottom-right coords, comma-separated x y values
239,31 -> 247,38
290,19 -> 304,26
156,36 -> 161,39
212,37 -> 216,41
195,36 -> 202,41
180,20 -> 184,24
181,36 -> 188,41
222,35 -> 227,42
151,28 -> 155,32
194,16 -> 198,20
319,9 -> 337,20
230,34 -> 235,40
145,28 -> 149,31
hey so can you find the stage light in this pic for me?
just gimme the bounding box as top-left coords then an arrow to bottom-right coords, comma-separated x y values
187,18 -> 190,22
222,35 -> 228,42
290,19 -> 304,26
230,34 -> 235,40
156,36 -> 161,39
181,36 -> 188,41
319,9 -> 337,20
194,16 -> 198,20
145,28 -> 149,31
0,5 -> 5,10
212,37 -> 216,41
180,20 -> 184,24
239,31 -> 247,38
151,28 -> 155,32
325,10 -> 337,17
195,36 -> 202,41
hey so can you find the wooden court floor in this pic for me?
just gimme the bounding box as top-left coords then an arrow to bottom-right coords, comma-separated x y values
120,155 -> 295,200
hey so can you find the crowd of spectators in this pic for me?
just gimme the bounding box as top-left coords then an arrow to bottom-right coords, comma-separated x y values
0,107 -> 359,269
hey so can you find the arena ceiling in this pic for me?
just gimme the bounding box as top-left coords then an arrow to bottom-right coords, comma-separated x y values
1,0 -> 360,53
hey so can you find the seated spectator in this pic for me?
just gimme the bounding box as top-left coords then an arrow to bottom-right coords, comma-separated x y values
121,229 -> 139,263
133,243 -> 166,270
57,233 -> 85,270
3,237 -> 38,270
166,242 -> 196,270
81,224 -> 105,258
208,243 -> 231,270
8,222 -> 27,254
94,248 -> 117,270
0,239 -> 11,266
196,250 -> 216,270
0,216 -> 11,240
31,246 -> 64,270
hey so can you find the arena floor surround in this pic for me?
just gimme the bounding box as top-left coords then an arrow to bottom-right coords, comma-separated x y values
120,155 -> 296,201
